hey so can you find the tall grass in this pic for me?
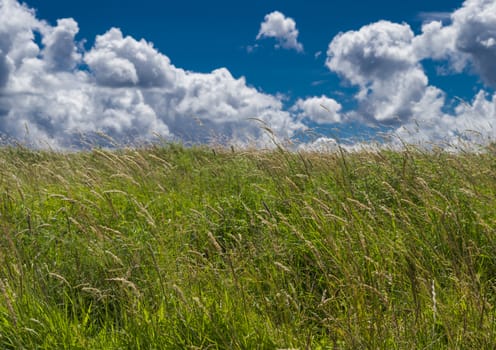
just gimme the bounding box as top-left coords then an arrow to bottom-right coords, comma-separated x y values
0,143 -> 495,348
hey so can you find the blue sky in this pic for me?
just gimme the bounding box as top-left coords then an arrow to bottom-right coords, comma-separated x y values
27,0 -> 470,98
0,0 -> 495,149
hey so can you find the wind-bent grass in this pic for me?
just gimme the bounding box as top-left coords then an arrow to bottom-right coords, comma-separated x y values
0,143 -> 495,348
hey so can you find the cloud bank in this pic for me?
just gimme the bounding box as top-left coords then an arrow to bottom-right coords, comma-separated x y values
0,0 -> 306,148
0,0 -> 495,149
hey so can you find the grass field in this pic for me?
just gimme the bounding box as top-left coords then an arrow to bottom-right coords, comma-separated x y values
1,143 -> 496,349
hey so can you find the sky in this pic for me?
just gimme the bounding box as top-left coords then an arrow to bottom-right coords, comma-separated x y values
0,0 -> 495,149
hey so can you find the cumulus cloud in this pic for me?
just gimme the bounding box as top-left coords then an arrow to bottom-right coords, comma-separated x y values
450,0 -> 496,87
324,0 -> 496,146
256,11 -> 303,52
0,0 -> 42,89
291,96 -> 341,124
42,18 -> 81,71
392,90 -> 496,148
298,136 -> 339,152
85,28 -> 177,88
326,21 -> 434,122
3,59 -> 170,147
413,21 -> 457,62
1,0 -> 495,150
413,0 -> 496,87
327,21 -> 416,84
0,1 -> 306,148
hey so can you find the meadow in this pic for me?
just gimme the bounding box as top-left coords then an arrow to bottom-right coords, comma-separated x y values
0,142 -> 495,349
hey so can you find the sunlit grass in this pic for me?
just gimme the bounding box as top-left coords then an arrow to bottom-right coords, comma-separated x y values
0,142 -> 495,348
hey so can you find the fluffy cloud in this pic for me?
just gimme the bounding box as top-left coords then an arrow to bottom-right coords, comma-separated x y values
0,0 -> 42,89
256,11 -> 303,52
0,2 -> 305,148
412,21 -> 457,62
449,0 -> 496,87
392,90 -> 496,148
323,0 -> 496,147
0,10 -> 173,148
1,0 -> 495,150
3,59 -> 170,148
452,91 -> 496,140
291,96 -> 341,124
85,28 -> 177,88
413,0 -> 496,87
42,18 -> 81,71
326,21 -> 435,122
404,0 -> 496,146
327,21 -> 416,84
298,136 -> 339,152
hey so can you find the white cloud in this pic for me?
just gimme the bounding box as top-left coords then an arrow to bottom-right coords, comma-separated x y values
412,0 -> 496,147
1,0 -> 495,150
392,90 -> 496,148
298,136 -> 339,152
327,21 -> 417,85
324,1 -> 496,147
3,58 -> 170,148
84,28 -> 177,88
147,66 -> 304,144
413,21 -> 458,61
0,2 -> 305,148
450,0 -> 496,87
291,96 -> 341,124
0,0 -> 42,88
256,11 -> 303,52
413,0 -> 496,87
326,20 -> 434,122
42,18 -> 81,71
